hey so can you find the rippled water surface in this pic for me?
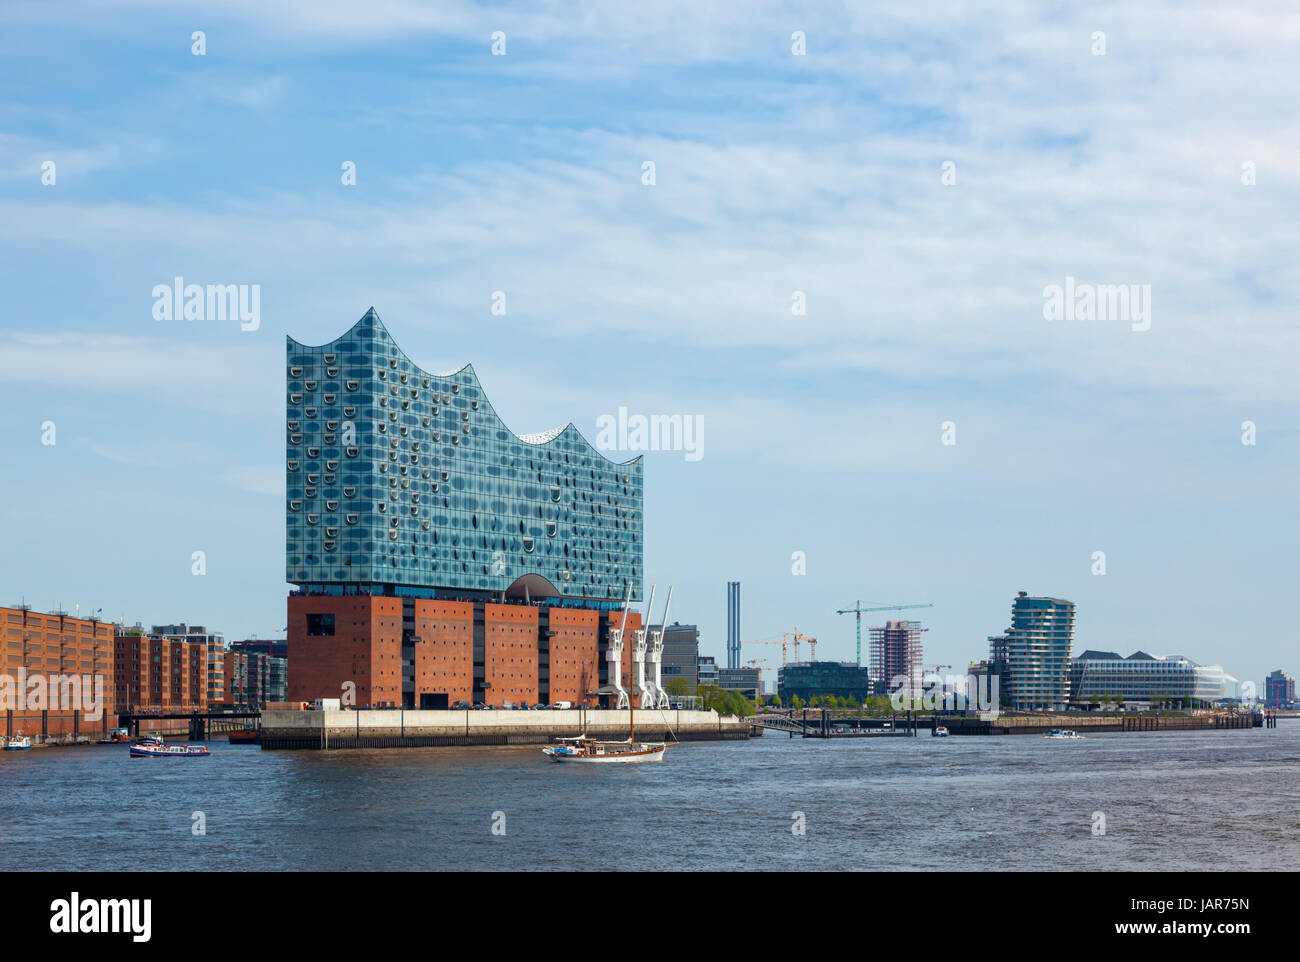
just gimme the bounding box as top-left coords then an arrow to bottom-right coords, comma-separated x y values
3,722 -> 1297,870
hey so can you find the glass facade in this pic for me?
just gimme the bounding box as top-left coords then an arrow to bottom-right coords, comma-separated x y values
654,622 -> 700,690
1071,651 -> 1226,703
777,661 -> 872,703
1265,669 -> 1296,708
286,309 -> 643,600
1001,594 -> 1075,711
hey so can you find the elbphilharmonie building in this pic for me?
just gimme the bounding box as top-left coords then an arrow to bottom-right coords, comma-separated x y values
284,309 -> 644,709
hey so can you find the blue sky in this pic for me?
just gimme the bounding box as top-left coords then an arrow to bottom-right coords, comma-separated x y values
1,1 -> 1297,690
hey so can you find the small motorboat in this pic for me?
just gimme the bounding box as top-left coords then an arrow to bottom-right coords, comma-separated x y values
97,727 -> 132,744
3,735 -> 33,751
543,734 -> 667,764
932,726 -> 950,737
1044,728 -> 1083,739
129,736 -> 211,757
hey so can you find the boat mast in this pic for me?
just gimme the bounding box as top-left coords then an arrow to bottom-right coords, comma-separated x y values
617,581 -> 635,742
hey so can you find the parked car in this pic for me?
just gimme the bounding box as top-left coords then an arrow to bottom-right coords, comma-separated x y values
452,700 -> 471,710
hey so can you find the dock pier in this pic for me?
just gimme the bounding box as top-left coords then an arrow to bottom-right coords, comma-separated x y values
752,709 -> 1264,738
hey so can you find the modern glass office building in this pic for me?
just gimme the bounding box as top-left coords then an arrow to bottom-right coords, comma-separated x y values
1265,669 -> 1295,708
777,661 -> 872,703
286,308 -> 643,602
1070,650 -> 1226,704
998,592 -> 1076,711
653,622 -> 700,690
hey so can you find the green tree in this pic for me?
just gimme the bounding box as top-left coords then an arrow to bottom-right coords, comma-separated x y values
664,678 -> 690,698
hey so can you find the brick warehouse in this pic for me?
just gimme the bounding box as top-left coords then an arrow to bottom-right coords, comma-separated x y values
286,310 -> 645,709
1,605 -> 115,739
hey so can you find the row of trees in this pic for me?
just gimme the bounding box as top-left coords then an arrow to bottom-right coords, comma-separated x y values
664,679 -> 972,716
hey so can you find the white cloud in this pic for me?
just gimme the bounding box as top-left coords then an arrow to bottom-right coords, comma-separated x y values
0,333 -> 280,416
209,75 -> 289,111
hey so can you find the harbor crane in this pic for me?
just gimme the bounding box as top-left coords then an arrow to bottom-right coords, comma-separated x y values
835,600 -> 934,668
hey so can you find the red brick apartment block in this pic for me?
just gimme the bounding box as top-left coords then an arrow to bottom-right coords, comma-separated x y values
113,628 -> 208,713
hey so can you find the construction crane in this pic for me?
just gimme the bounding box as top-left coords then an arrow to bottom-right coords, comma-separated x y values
779,629 -> 817,664
743,639 -> 798,666
835,601 -> 934,668
745,658 -> 767,700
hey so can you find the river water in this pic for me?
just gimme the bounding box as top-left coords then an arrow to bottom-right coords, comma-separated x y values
3,722 -> 1297,871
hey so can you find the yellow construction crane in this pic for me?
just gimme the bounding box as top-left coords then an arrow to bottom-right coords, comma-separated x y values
743,639 -> 797,666
779,629 -> 818,663
745,658 -> 768,699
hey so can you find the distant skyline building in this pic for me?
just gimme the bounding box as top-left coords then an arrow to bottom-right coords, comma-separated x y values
116,624 -> 207,713
868,620 -> 925,698
718,666 -> 759,701
696,655 -> 719,689
653,622 -> 700,691
1265,669 -> 1295,709
778,661 -> 872,704
725,581 -> 740,670
1070,650 -> 1226,705
153,623 -> 226,708
229,638 -> 288,659
997,592 -> 1076,711
285,309 -> 644,709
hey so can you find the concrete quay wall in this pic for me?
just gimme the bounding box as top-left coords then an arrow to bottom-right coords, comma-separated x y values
260,708 -> 750,750
946,712 -> 1259,736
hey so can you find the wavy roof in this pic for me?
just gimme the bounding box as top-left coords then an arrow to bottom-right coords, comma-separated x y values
288,308 -> 641,467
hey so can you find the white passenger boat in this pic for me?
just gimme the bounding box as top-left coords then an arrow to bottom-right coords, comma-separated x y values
1044,728 -> 1083,739
932,726 -> 950,737
3,735 -> 33,751
129,736 -> 211,757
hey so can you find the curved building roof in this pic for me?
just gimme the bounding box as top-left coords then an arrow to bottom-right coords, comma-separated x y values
285,308 -> 643,600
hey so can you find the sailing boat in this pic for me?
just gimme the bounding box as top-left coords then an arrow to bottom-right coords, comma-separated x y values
542,732 -> 667,763
542,583 -> 671,764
